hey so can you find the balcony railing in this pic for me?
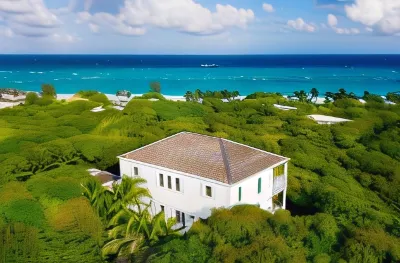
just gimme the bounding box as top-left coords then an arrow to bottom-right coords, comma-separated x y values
273,174 -> 286,195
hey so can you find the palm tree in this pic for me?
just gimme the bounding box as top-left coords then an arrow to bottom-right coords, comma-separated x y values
103,208 -> 179,262
293,90 -> 308,102
81,177 -> 114,220
308,88 -> 319,103
232,91 -> 240,100
194,89 -> 204,102
184,91 -> 194,102
108,176 -> 151,217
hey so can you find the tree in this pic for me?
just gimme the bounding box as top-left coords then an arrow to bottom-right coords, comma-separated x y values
149,82 -> 161,93
101,176 -> 179,262
194,89 -> 204,101
41,84 -> 56,98
25,92 -> 39,105
309,88 -> 319,103
386,92 -> 400,103
293,90 -> 308,102
81,177 -> 114,220
184,91 -> 194,102
232,91 -> 240,100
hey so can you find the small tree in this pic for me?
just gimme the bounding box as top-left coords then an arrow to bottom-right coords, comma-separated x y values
25,92 -> 39,105
149,82 -> 161,93
293,90 -> 308,102
308,88 -> 319,103
41,84 -> 56,98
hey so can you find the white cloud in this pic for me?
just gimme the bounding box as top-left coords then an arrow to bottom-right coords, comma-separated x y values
365,27 -> 374,32
89,23 -> 99,33
287,18 -> 316,32
345,0 -> 400,35
262,3 -> 275,13
326,14 -> 360,35
77,12 -> 146,36
52,33 -> 80,43
120,0 -> 255,35
327,14 -> 338,27
0,0 -> 60,28
0,0 -> 32,13
0,26 -> 14,37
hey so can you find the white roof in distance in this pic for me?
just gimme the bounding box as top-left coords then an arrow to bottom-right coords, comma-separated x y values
273,104 -> 297,110
308,115 -> 352,123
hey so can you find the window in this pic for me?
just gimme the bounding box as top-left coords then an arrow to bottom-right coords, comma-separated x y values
176,178 -> 180,192
160,205 -> 164,212
258,178 -> 262,194
134,167 -> 139,176
176,210 -> 181,223
159,174 -> 164,187
206,186 -> 212,197
273,165 -> 284,177
239,187 -> 242,201
168,176 -> 172,189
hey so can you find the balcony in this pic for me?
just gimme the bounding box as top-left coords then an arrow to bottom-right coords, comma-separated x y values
273,174 -> 286,195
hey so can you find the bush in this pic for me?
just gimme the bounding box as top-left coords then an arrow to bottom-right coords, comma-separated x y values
49,197 -> 103,241
27,177 -> 82,201
41,84 -> 57,98
0,199 -> 44,227
149,81 -> 161,93
136,92 -> 166,101
25,92 -> 39,105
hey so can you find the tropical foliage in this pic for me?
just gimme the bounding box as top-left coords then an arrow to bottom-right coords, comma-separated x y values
0,87 -> 399,262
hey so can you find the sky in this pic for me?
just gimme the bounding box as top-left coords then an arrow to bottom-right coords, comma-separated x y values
0,0 -> 399,54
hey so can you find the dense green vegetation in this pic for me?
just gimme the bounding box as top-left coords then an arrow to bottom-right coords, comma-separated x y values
0,89 -> 399,262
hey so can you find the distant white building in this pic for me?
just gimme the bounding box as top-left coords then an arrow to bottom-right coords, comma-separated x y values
273,104 -> 297,111
308,114 -> 352,125
118,132 -> 289,229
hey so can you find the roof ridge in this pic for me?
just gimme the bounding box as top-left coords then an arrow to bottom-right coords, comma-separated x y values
218,138 -> 232,184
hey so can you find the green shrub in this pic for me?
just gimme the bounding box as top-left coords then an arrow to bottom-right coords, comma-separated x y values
25,92 -> 39,105
27,176 -> 82,201
136,92 -> 166,100
0,199 -> 44,227
41,84 -> 57,98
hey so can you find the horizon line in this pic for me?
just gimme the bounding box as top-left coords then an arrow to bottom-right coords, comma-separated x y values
1,53 -> 400,56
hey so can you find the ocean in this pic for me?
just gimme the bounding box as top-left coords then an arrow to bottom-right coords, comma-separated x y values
0,55 -> 399,96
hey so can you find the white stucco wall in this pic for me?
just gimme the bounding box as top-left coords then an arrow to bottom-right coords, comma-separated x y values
229,169 -> 274,210
119,158 -> 231,221
119,158 -> 288,228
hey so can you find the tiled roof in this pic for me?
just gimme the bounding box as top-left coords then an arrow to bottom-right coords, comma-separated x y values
121,132 -> 288,184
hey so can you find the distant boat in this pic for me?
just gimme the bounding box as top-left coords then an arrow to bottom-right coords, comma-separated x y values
201,64 -> 219,68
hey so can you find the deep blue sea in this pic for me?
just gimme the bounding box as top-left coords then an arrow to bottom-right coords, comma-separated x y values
0,55 -> 399,96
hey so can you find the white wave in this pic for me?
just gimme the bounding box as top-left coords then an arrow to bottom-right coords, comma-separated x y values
37,72 -> 44,74
252,78 -> 256,81
72,73 -> 78,76
54,79 -> 59,81
305,77 -> 311,80
81,76 -> 100,80
392,71 -> 397,73
0,71 -> 12,73
4,77 -> 7,79
12,81 -> 23,83
29,71 -> 36,74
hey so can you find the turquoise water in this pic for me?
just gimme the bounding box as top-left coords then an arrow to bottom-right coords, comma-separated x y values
0,55 -> 399,96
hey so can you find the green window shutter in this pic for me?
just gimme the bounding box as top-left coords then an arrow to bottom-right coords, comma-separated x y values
239,187 -> 242,201
258,178 -> 261,193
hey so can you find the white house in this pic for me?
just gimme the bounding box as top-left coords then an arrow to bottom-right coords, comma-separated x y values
308,114 -> 352,125
118,132 -> 290,229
